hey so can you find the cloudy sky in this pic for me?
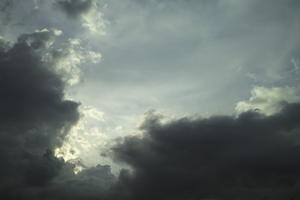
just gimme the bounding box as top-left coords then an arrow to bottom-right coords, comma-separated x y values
1,0 -> 300,199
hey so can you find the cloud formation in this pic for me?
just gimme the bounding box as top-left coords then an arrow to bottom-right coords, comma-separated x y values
1,29 -> 300,200
0,29 -> 74,197
112,103 -> 300,200
45,38 -> 101,85
56,0 -> 93,18
1,1 -> 300,200
236,86 -> 300,115
55,0 -> 107,34
0,29 -> 115,200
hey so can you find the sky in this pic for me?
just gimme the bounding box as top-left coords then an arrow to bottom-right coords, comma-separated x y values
0,0 -> 300,199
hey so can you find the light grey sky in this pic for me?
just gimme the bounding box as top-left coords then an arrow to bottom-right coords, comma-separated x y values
1,0 -> 300,170
78,0 -> 300,114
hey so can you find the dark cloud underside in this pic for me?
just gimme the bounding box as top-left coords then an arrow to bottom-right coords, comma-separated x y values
112,105 -> 300,200
0,31 -> 116,200
56,0 -> 93,18
0,30 -> 77,197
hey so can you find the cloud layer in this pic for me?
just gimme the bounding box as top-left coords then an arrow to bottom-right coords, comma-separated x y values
112,103 -> 300,200
0,29 -> 115,200
1,1 -> 300,200
0,29 -> 76,196
1,29 -> 300,200
56,0 -> 93,18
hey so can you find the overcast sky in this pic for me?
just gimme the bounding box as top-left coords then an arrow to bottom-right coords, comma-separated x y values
1,0 -> 300,199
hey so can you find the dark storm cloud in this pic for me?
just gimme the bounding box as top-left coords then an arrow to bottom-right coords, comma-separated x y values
39,164 -> 116,200
0,29 -> 77,197
0,30 -> 116,199
112,104 -> 300,200
0,30 -> 78,151
55,0 -> 93,18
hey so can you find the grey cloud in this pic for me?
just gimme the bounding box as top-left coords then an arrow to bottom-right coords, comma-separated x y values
0,0 -> 103,43
0,29 -> 78,196
18,30 -> 58,49
55,0 -> 93,18
0,30 -> 115,200
0,29 -> 78,151
39,164 -> 116,200
1,1 -> 300,200
112,103 -> 300,200
0,0 -> 14,11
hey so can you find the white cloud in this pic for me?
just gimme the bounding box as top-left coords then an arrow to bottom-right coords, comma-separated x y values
42,37 -> 102,86
54,105 -> 124,174
81,3 -> 107,35
83,106 -> 105,121
235,86 -> 300,115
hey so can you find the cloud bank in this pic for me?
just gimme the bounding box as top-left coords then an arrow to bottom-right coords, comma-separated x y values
112,103 -> 300,200
0,29 -> 115,200
236,86 -> 300,115
1,29 -> 300,200
1,1 -> 300,200
56,0 -> 93,18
